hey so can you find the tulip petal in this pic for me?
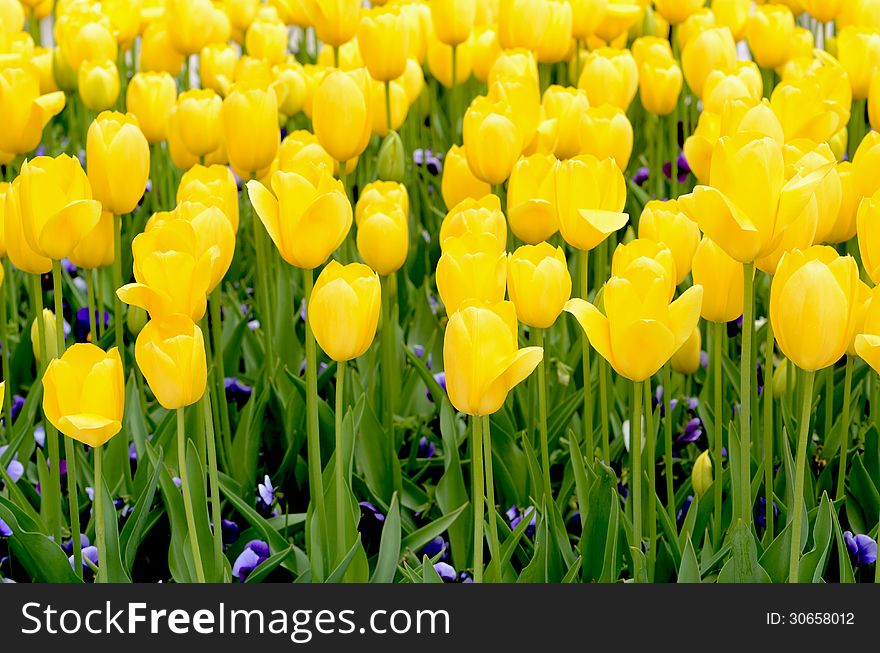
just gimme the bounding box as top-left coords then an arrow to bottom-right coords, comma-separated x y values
34,91 -> 66,126
246,180 -> 281,251
564,298 -> 615,369
682,186 -> 761,263
668,285 -> 704,348
58,414 -> 122,448
38,199 -> 102,260
855,334 -> 880,374
501,346 -> 544,391
578,209 -> 630,237
293,191 -> 352,269
610,319 -> 675,381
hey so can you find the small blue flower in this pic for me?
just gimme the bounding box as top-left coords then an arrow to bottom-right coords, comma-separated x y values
506,505 -> 536,537
418,436 -> 436,459
232,540 -> 270,582
755,497 -> 778,529
426,372 -> 446,402
675,418 -> 703,446
411,344 -> 425,359
70,545 -> 100,579
129,443 -> 138,461
256,475 -> 277,516
424,535 -> 449,562
632,166 -> 650,187
0,445 -> 23,485
676,495 -> 694,524
62,534 -> 91,555
844,531 -> 877,566
434,561 -> 456,582
225,377 -> 253,404
221,519 -> 240,546
0,517 -> 12,537
33,424 -> 46,448
10,395 -> 25,423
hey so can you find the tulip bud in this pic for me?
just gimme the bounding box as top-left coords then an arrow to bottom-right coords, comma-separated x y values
439,195 -> 507,253
692,450 -> 713,497
507,243 -> 571,328
312,69 -> 372,165
578,47 -> 638,110
431,0 -> 476,46
221,83 -> 280,178
462,95 -> 521,186
175,89 -> 223,159
126,305 -> 148,338
301,0 -> 361,48
126,72 -> 177,144
555,155 -> 628,251
682,27 -> 737,99
507,153 -> 558,244
837,26 -> 880,101
178,164 -> 240,231
358,7 -> 410,81
671,327 -> 702,375
41,344 -> 125,447
441,144 -> 491,209
443,300 -> 543,416
308,261 -> 381,361
377,131 -> 405,182
141,21 -> 185,76
691,236 -> 744,323
135,315 -> 207,409
31,308 -> 59,363
78,59 -> 120,113
746,4 -> 794,70
87,112 -> 151,216
436,233 -> 507,315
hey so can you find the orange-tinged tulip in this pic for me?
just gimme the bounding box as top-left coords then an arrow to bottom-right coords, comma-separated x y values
555,154 -> 628,251
507,153 -> 558,244
134,314 -> 207,409
691,235 -> 744,323
436,233 -> 507,315
439,194 -> 507,253
441,144 -> 491,210
86,111 -> 151,216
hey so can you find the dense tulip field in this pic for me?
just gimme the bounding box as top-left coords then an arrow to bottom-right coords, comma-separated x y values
0,0 -> 879,586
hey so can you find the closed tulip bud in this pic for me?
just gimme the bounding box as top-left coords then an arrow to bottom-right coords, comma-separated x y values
443,300 -> 543,416
746,4 -> 794,70
117,219 -> 213,321
68,210 -> 114,270
578,105 -> 633,170
358,7 -> 410,82
18,154 -> 102,261
825,162 -> 859,244
301,0 -> 361,47
436,233 -> 507,314
227,0 -> 261,35
565,272 -> 703,381
439,195 -> 506,253
682,26 -> 737,99
77,59 -> 119,113
427,36 -> 473,88
177,164 -> 240,231
837,26 -> 880,101
356,200 -> 408,276
200,43 -> 239,96
611,238 -> 677,301
498,0 -> 549,50
86,111 -> 150,216
135,314 -> 207,409
175,89 -> 223,159
441,144 -> 491,209
140,21 -> 185,76
2,177 -> 51,274
221,83 -> 280,178
41,344 -> 124,447
555,155 -> 628,251
357,180 -> 408,222
541,85 -> 590,160
691,236 -> 744,323
126,72 -> 177,144
771,246 -> 860,371
126,305 -> 148,337
672,326 -> 702,375
577,47 -> 638,110
377,131 -> 405,182
52,46 -> 78,93
858,191 -> 880,285
0,61 -> 65,156
472,26 -> 501,82
507,243 -> 571,328
58,14 -> 117,71
246,166 -> 351,269
278,129 -> 336,175
638,199 -> 700,284
274,62 -> 308,118
31,308 -> 59,363
246,12 -> 289,65
308,261 -> 381,361
691,450 -> 713,497
507,153 -> 558,244
535,0 -> 573,64
638,54 -> 682,116
853,131 -> 880,200
312,69 -> 372,164
462,96 -> 521,186
167,0 -> 230,56
430,0 -> 476,46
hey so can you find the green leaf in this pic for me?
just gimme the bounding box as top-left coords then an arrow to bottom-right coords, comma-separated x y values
678,535 -> 701,583
581,460 -> 618,582
371,492 -> 401,583
98,474 -> 132,583
185,441 -> 221,582
798,492 -> 834,583
325,534 -> 364,583
718,521 -> 771,583
435,400 -> 470,569
120,446 -> 164,573
421,556 -> 443,583
830,502 -> 856,583
245,548 -> 292,584
0,497 -> 80,583
759,522 -> 793,583
354,399 -> 399,504
401,501 -> 469,553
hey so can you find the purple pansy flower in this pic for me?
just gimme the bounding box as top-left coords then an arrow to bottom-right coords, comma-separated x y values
70,545 -> 100,580
0,445 -> 23,485
844,531 -> 877,566
221,519 -> 240,546
232,540 -> 270,582
434,562 -> 456,582
62,534 -> 90,555
411,344 -> 425,359
676,495 -> 694,524
662,153 -> 691,183
225,377 -> 253,404
256,475 -> 277,517
0,517 -> 12,537
73,307 -> 110,343
506,505 -> 536,537
418,436 -> 436,459
633,166 -> 650,187
424,535 -> 449,563
10,395 -> 25,423
675,418 -> 703,446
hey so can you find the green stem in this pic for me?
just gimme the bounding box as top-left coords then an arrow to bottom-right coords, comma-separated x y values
663,364 -> 674,521
535,328 -> 552,503
93,444 -> 106,583
713,321 -> 724,545
384,79 -> 393,135
644,380 -> 656,581
836,356 -> 853,502
202,393 -> 224,580
1,258 -> 13,436
472,415 -> 484,583
302,267 -> 328,578
599,358 -> 610,464
631,379 -> 643,581
335,359 -> 347,564
248,192 -> 275,373
112,214 -> 124,352
482,415 -> 500,581
788,368 -> 815,583
579,248 -> 594,459
763,320 -> 774,539
824,367 -> 833,441
86,268 -> 98,343
209,289 -> 232,466
381,275 -> 395,441
177,407 -> 206,583
738,262 -> 754,528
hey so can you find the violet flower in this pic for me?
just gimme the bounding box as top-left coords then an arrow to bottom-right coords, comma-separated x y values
434,562 -> 456,582
424,535 -> 449,563
256,475 -> 277,517
632,166 -> 650,187
0,517 -> 11,537
225,377 -> 253,404
0,445 -> 23,485
844,531 -> 877,566
418,436 -> 436,459
675,418 -> 703,446
232,540 -> 270,582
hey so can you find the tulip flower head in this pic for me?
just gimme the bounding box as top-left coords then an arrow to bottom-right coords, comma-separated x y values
86,111 -> 151,216
126,72 -> 178,145
691,449 -> 713,497
312,69 -> 372,165
507,243 -> 571,329
0,60 -> 65,156
691,236 -> 744,323
441,144 -> 491,209
638,199 -> 700,285
439,194 -> 507,253
436,233 -> 507,315
506,152 -> 559,244
462,95 -> 522,186
135,314 -> 207,409
177,164 -> 240,231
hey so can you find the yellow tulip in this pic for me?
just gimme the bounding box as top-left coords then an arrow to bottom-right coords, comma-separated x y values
565,271 -> 703,381
570,0 -> 608,40
436,233 -> 507,315
2,177 -> 51,274
498,0 -> 550,51
702,63 -> 762,114
825,162 -> 859,245
103,0 -> 143,44
0,181 -> 7,257
116,219 -> 213,321
301,0 -> 361,48
177,164 -> 240,232
462,95 -> 521,186
638,53 -> 682,116
0,61 -> 65,156
200,43 -> 239,96
278,129 -> 336,176
555,155 -> 628,251
681,26 -> 736,98
535,0 -> 573,64
577,47 -> 638,110
439,194 -> 507,253
507,243 -> 571,328
171,89 -> 223,161
358,7 -> 409,82
68,210 -> 114,270
221,83 -> 280,178
246,11 -> 289,65
691,236 -> 744,323
226,0 -> 261,35
312,69 -> 372,164
507,153 -> 558,244
771,76 -> 847,145
654,0 -> 705,25
771,246 -> 860,371
57,10 -> 117,70
746,4 -> 794,70
611,238 -> 677,301
577,104 -> 633,170
691,449 -> 713,497
41,344 -> 124,447
86,111 -> 150,216
441,144 -> 491,210
426,35 -> 473,88
397,58 -> 425,103
308,260 -> 381,361
471,25 -> 501,82
167,0 -> 230,56
125,72 -> 177,145
140,20 -> 185,76
246,165 -> 351,269
77,59 -> 119,113
784,140 -> 841,245
355,180 -> 409,275
0,0 -> 23,32
431,0 -> 476,46
443,299 -> 543,416
135,314 -> 207,409
638,199 -> 701,284
541,85 -> 590,160
837,26 -> 880,101
853,130 -> 880,200
30,308 -> 59,363
854,284 -> 880,372
711,0 -> 749,39
857,191 -> 880,285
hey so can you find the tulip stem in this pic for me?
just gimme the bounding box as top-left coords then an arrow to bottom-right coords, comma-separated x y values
450,45 -> 457,136
471,414 -> 484,583
86,269 -> 98,343
763,320 -> 775,539
335,359 -> 347,565
599,358 -> 610,465
738,262 -> 754,529
381,275 -> 395,441
789,367 -> 815,583
384,80 -> 393,135
535,328 -> 552,505
0,258 -> 13,437
112,214 -> 124,352
713,321 -> 724,547
302,267 -> 328,579
631,379 -> 643,582
202,393 -> 225,581
94,444 -> 106,583
481,415 -> 501,580
836,356 -> 853,502
209,290 -> 232,465
578,248 -> 594,460
663,364 -> 674,521
643,380 -> 656,581
176,406 -> 206,583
